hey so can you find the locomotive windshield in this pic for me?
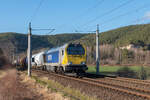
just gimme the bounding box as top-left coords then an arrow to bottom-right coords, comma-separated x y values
67,44 -> 85,55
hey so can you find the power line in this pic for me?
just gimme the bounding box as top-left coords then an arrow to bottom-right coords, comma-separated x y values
71,0 -> 105,32
77,0 -> 105,18
75,30 -> 95,33
56,0 -> 105,33
81,0 -> 135,27
99,4 -> 150,26
26,0 -> 55,34
100,11 -> 150,33
30,0 -> 45,22
87,0 -> 105,11
31,26 -> 55,35
75,3 -> 150,33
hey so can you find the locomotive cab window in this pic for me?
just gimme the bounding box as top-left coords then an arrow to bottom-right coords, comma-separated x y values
67,44 -> 85,55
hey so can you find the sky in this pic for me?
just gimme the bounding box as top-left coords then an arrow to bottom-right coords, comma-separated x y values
0,0 -> 150,35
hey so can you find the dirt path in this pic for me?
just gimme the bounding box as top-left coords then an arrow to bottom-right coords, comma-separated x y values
0,68 -> 44,100
0,66 -> 69,100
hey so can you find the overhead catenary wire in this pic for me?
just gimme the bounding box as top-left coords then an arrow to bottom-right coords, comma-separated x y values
32,28 -> 55,35
26,0 -> 55,35
75,30 -> 96,33
97,3 -> 150,27
76,0 -> 105,19
99,10 -> 150,33
56,0 -> 105,33
75,3 -> 150,34
99,4 -> 150,30
26,0 -> 52,77
29,0 -> 45,23
81,0 -> 135,28
86,0 -> 105,12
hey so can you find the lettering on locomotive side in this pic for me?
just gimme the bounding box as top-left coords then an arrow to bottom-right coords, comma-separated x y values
48,55 -> 52,61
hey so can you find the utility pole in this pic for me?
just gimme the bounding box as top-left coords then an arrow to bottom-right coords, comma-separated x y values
96,24 -> 100,74
27,22 -> 55,77
28,22 -> 32,77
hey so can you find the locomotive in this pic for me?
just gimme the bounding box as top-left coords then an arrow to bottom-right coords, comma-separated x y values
19,43 -> 88,76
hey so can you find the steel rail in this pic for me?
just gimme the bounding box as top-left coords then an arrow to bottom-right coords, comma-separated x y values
32,70 -> 150,99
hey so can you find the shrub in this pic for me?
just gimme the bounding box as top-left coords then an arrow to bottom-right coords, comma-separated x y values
0,48 -> 3,55
121,49 -> 134,63
138,66 -> 147,80
116,66 -> 137,78
0,56 -> 6,68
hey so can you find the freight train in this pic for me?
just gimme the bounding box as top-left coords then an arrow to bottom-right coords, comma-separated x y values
17,43 -> 88,76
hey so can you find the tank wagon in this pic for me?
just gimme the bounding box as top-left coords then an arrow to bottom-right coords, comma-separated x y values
16,57 -> 27,70
32,43 -> 88,75
31,51 -> 45,69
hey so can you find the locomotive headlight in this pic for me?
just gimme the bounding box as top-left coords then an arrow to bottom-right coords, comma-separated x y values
81,62 -> 86,65
68,62 -> 72,65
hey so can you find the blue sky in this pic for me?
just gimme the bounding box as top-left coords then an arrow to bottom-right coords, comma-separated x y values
0,0 -> 150,34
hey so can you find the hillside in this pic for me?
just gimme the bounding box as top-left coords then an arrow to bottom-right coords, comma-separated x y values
1,24 -> 150,55
1,24 -> 150,64
79,24 -> 150,49
0,32 -> 86,53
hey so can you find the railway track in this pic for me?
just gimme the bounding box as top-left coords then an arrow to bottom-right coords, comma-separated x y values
83,77 -> 150,95
117,77 -> 150,84
31,69 -> 150,100
108,77 -> 150,84
86,73 -> 150,90
100,77 -> 150,90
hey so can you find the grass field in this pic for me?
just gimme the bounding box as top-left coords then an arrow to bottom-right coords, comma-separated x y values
86,65 -> 150,76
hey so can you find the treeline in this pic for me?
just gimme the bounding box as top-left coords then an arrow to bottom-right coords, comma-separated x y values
1,24 -> 150,65
0,32 -> 86,62
2,24 -> 150,54
79,24 -> 150,50
87,44 -> 150,66
0,32 -> 86,53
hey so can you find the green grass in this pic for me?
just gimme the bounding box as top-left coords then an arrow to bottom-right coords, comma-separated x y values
87,65 -> 150,80
87,65 -> 146,75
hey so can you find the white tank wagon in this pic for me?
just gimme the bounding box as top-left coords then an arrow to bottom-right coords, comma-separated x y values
31,51 -> 45,69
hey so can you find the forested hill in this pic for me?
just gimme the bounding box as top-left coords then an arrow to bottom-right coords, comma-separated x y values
0,32 -> 86,53
79,24 -> 150,48
1,24 -> 150,54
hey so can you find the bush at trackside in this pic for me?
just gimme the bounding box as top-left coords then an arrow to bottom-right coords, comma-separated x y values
116,66 -> 138,78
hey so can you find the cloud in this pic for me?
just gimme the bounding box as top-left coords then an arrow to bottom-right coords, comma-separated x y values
144,11 -> 150,19
134,11 -> 150,23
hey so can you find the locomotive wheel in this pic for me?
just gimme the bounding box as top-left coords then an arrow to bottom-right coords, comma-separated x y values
59,67 -> 64,74
43,65 -> 46,71
54,66 -> 58,73
42,66 -> 46,71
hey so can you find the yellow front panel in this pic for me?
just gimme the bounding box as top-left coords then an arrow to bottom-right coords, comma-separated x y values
61,44 -> 86,65
67,55 -> 86,64
62,50 -> 68,65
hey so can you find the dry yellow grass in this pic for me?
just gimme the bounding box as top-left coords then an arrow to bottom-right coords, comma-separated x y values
0,70 -> 7,79
29,72 -> 98,100
0,69 -> 43,100
20,72 -> 69,100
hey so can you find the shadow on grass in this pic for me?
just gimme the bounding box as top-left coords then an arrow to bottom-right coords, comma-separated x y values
85,71 -> 117,79
87,66 -> 150,80
86,67 -> 138,79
